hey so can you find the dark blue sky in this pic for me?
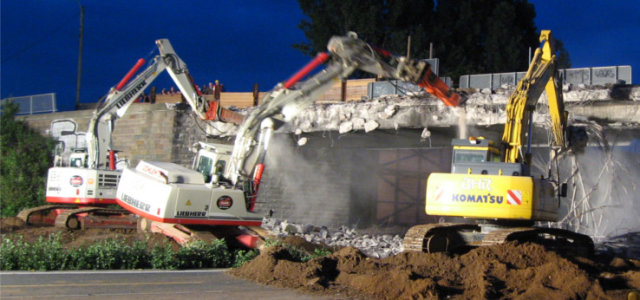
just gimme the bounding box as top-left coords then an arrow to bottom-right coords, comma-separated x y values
2,0 -> 639,111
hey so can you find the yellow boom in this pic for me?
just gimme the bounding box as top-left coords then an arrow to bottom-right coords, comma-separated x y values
501,30 -> 568,164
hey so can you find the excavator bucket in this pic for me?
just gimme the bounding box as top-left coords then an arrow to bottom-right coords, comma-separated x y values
417,66 -> 462,107
205,100 -> 246,125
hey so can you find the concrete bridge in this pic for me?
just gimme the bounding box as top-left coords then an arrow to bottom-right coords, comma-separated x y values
18,84 -> 640,239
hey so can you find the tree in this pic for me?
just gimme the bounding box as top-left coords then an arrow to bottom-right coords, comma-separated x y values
0,102 -> 56,217
295,0 -> 570,82
294,0 -> 435,57
554,38 -> 571,69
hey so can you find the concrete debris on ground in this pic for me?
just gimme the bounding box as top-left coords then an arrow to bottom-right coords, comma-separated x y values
261,218 -> 404,258
261,218 -> 640,260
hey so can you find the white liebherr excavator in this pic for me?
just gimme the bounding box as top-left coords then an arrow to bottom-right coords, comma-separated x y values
115,32 -> 462,246
18,39 -> 242,229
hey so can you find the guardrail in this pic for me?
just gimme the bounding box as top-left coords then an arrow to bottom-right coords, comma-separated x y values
0,93 -> 57,115
459,65 -> 632,90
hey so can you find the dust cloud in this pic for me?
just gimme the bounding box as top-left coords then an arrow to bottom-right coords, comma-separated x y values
455,106 -> 468,139
532,128 -> 640,241
560,144 -> 640,240
257,134 -> 353,227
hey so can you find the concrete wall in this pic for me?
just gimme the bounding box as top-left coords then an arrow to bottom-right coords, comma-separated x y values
18,103 -> 178,166
256,134 -> 353,227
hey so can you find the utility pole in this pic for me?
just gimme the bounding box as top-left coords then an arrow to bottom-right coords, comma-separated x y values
429,42 -> 433,59
75,4 -> 84,109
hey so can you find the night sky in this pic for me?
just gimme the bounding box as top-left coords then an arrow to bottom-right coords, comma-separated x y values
2,0 -> 639,112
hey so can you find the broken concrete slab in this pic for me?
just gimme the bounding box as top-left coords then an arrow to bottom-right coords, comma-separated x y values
193,85 -> 640,138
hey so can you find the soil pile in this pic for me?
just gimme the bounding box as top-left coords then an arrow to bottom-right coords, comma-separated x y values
0,217 -> 178,251
231,239 -> 640,299
3,217 -> 640,299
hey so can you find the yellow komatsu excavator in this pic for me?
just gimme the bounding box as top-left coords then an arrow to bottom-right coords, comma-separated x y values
403,30 -> 594,256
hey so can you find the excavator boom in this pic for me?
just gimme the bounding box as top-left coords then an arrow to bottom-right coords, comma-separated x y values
502,30 -> 567,164
225,32 -> 463,186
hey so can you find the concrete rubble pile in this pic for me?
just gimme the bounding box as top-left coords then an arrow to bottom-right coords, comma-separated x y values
261,217 -> 404,258
195,85 -> 640,137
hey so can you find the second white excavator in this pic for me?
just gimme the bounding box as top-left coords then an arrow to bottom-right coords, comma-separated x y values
115,32 -> 462,245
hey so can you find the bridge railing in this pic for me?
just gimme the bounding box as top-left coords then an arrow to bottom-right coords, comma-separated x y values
0,93 -> 57,115
459,65 -> 632,90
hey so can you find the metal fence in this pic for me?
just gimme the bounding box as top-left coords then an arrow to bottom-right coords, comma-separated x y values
367,61 -> 633,99
0,93 -> 57,115
459,65 -> 632,90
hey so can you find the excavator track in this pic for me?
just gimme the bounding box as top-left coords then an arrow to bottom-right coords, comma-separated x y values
482,226 -> 595,257
17,205 -> 75,225
403,223 -> 595,257
403,223 -> 480,253
54,207 -> 137,229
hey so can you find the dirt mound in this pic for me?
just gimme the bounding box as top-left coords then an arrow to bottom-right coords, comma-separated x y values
1,217 -> 26,232
3,218 -> 639,298
1,217 -> 178,251
231,242 -> 640,299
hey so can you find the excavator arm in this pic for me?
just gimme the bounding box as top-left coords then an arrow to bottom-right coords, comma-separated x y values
155,40 -> 245,125
86,39 -> 243,169
224,32 -> 462,186
327,34 -> 461,107
113,33 -> 462,235
501,30 -> 567,164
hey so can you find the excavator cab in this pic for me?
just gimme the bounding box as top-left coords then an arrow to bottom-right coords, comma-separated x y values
452,137 -> 501,164
195,154 -> 214,183
191,142 -> 233,184
69,149 -> 88,168
450,137 -> 528,176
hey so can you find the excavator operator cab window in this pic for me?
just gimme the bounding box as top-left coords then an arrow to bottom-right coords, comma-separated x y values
454,150 -> 488,163
196,155 -> 214,183
489,151 -> 502,162
71,157 -> 85,168
69,152 -> 87,168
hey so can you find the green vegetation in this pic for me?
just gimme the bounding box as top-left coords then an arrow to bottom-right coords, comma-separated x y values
232,249 -> 259,268
0,233 -> 336,270
0,233 -> 333,270
309,248 -> 333,260
262,238 -> 333,262
0,233 -> 243,271
295,0 -> 571,80
0,101 -> 56,217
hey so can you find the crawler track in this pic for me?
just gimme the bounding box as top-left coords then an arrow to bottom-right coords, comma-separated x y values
403,223 -> 594,257
18,205 -> 137,230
